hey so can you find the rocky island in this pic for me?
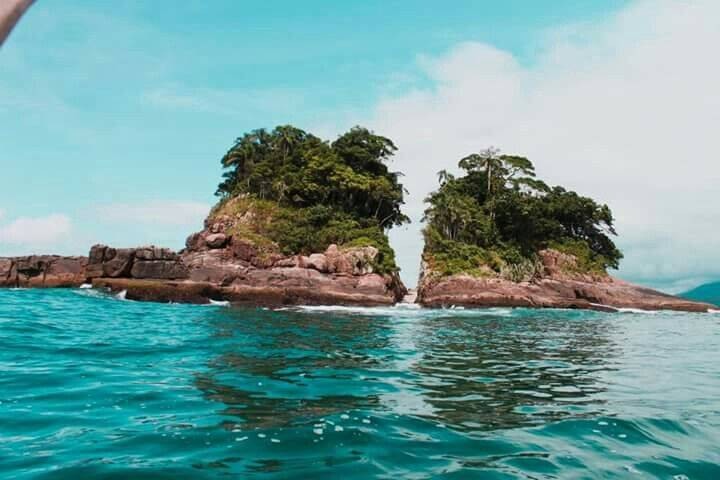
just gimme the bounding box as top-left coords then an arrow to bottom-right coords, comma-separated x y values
0,133 -> 715,312
2,126 -> 408,306
417,148 -> 715,312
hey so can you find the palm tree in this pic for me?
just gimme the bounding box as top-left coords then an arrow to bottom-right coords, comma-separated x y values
467,147 -> 502,195
459,147 -> 503,221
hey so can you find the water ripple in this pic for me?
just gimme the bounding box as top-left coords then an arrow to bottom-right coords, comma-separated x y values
0,289 -> 719,479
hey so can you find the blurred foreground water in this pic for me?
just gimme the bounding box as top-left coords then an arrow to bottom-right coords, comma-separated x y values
1,289 -> 718,479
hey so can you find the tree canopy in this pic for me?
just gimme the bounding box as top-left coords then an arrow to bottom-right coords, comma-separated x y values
423,148 -> 622,277
217,125 -> 409,229
214,125 -> 409,273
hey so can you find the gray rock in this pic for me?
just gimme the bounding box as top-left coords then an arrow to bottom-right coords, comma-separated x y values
102,248 -> 135,278
130,260 -> 189,280
135,246 -> 179,261
205,233 -> 228,249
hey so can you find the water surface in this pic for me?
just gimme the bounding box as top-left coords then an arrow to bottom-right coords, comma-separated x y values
1,289 -> 719,479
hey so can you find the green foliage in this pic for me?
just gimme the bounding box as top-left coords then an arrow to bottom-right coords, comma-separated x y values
424,149 -> 623,278
213,125 -> 409,274
423,226 -> 502,277
217,125 -> 409,229
547,239 -> 611,275
265,206 -> 397,273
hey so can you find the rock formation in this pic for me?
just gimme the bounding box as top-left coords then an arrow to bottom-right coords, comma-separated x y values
417,249 -> 716,312
1,246 -> 715,312
76,203 -> 406,306
88,240 -> 405,306
0,200 -> 406,306
0,255 -> 88,288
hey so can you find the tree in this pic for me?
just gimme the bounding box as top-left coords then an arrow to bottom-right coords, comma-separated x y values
212,125 -> 410,273
459,147 -> 502,197
424,148 -> 622,274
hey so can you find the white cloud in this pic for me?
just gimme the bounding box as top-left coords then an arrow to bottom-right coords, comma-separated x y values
0,214 -> 72,247
370,0 -> 720,291
95,200 -> 210,227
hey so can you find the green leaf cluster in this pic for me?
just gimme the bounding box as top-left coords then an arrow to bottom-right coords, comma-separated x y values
217,125 -> 409,229
214,126 -> 408,274
424,148 -> 623,277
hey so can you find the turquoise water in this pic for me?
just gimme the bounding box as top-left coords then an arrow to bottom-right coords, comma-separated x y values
1,289 -> 719,479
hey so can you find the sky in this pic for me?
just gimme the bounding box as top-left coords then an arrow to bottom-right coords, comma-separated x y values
2,0 -> 718,292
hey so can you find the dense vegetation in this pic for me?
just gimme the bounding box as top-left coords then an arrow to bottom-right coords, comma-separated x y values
423,148 -> 622,279
214,125 -> 409,273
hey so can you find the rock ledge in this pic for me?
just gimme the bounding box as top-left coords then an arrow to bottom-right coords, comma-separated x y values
417,250 -> 716,312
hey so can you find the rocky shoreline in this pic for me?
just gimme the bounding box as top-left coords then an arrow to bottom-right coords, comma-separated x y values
1,247 -> 716,312
417,250 -> 716,312
1,232 -> 715,312
1,240 -> 405,307
0,255 -> 88,288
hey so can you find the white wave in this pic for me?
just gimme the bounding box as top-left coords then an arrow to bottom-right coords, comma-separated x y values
285,303 -> 517,319
73,288 -> 106,299
79,283 -> 92,289
396,302 -> 421,309
709,309 -> 720,314
588,303 -> 655,314
208,299 -> 230,307
114,290 -> 127,300
614,307 -> 658,314
293,305 -> 407,316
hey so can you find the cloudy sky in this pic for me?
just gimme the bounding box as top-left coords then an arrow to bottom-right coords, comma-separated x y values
2,0 -> 718,292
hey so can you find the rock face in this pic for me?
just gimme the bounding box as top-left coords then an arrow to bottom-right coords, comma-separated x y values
87,245 -> 189,281
0,233 -> 404,306
0,255 -> 88,288
417,249 -> 716,312
81,213 -> 406,305
93,241 -> 405,306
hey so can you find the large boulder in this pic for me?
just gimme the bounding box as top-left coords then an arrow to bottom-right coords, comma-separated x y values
0,258 -> 17,287
44,256 -> 88,287
182,250 -> 247,284
300,253 -> 328,273
86,244 -> 107,278
102,248 -> 136,278
135,246 -> 179,261
130,260 -> 189,280
205,233 -> 228,249
86,244 -> 188,280
324,244 -> 378,275
185,232 -> 205,251
229,238 -> 257,262
0,255 -> 88,288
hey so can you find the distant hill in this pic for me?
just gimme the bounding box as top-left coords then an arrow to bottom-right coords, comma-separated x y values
682,282 -> 720,307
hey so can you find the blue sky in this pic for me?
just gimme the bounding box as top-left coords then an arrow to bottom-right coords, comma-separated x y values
3,0 -> 719,291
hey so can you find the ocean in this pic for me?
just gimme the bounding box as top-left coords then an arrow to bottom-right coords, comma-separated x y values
1,288 -> 719,479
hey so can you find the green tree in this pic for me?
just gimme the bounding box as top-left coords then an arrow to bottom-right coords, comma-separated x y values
424,148 -> 622,275
213,125 -> 410,273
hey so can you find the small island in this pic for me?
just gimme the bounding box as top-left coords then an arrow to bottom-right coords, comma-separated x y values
0,136 -> 715,311
0,126 -> 408,306
417,148 -> 714,312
